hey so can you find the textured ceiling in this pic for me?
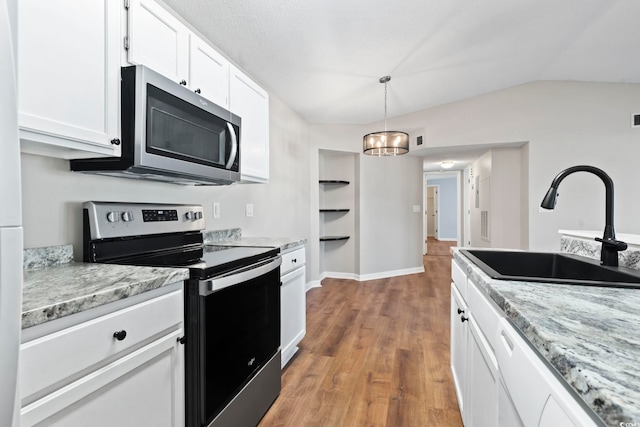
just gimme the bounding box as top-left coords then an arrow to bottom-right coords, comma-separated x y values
162,0 -> 640,126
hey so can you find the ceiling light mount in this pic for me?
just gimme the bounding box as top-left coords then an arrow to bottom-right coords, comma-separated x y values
363,76 -> 409,157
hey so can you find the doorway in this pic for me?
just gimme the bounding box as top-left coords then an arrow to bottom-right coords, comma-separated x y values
426,185 -> 438,239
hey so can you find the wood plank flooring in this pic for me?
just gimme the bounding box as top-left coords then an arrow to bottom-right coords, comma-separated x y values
259,239 -> 463,427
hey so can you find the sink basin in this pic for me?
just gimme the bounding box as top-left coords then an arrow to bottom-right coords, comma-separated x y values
460,249 -> 640,288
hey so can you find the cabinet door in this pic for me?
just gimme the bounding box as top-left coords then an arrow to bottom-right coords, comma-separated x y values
281,267 -> 306,368
229,66 -> 270,183
189,35 -> 229,109
466,315 -> 498,427
498,378 -> 525,427
21,330 -> 185,427
127,0 -> 189,84
18,0 -> 121,159
450,283 -> 467,415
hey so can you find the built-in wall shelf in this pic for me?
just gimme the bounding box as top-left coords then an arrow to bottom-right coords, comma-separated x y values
319,209 -> 350,213
319,180 -> 349,185
319,236 -> 350,242
318,151 -> 356,275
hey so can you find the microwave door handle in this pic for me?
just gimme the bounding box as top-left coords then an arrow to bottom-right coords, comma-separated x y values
225,123 -> 238,170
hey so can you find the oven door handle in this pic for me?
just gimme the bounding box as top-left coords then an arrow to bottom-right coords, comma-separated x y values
201,256 -> 282,296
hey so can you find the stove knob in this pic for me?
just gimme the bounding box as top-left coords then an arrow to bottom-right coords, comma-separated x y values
106,211 -> 119,223
121,211 -> 134,222
195,211 -> 203,220
185,211 -> 194,221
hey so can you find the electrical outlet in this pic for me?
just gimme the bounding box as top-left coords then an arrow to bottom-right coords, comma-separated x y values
245,203 -> 254,217
213,202 -> 220,219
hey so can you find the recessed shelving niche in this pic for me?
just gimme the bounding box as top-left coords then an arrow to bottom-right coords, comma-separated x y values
318,150 -> 357,277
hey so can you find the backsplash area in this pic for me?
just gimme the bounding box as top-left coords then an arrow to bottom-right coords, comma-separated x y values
561,234 -> 640,270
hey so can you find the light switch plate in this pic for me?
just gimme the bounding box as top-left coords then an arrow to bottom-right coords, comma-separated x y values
413,205 -> 421,213
213,202 -> 220,219
246,203 -> 254,217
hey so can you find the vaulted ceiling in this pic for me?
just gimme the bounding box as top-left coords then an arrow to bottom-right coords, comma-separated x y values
163,0 -> 640,126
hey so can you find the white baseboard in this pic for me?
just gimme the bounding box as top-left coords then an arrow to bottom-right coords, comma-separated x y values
318,266 -> 425,283
322,271 -> 359,281
435,237 -> 458,242
305,280 -> 322,292
357,266 -> 425,281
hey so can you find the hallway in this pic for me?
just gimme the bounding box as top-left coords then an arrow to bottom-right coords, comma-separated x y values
260,238 -> 461,426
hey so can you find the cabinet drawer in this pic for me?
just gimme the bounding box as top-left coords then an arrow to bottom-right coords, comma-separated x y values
451,258 -> 467,298
281,247 -> 305,275
467,279 -> 503,352
20,289 -> 183,403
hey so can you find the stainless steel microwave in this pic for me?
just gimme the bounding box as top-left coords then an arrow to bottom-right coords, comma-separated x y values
71,65 -> 241,185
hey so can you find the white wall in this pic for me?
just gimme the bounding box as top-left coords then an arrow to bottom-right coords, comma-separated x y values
399,81 -> 640,250
20,94 -> 312,258
309,123 -> 424,281
358,154 -> 424,276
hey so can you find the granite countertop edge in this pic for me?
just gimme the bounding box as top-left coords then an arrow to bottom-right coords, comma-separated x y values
22,262 -> 190,330
20,232 -> 307,330
205,235 -> 307,252
453,249 -> 639,426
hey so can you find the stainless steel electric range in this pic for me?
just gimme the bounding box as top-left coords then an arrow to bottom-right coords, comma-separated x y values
83,201 -> 282,427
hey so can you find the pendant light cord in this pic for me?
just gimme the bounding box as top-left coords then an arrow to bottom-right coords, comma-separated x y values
384,80 -> 388,132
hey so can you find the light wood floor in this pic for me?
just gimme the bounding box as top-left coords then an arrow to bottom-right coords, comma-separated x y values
259,238 -> 463,426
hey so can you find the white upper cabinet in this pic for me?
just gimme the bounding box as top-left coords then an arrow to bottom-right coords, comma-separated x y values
230,66 -> 270,183
18,0 -> 121,159
126,0 -> 189,85
189,35 -> 230,109
126,0 -> 230,105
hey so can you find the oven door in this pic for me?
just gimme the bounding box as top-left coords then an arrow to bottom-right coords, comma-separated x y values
196,257 -> 281,426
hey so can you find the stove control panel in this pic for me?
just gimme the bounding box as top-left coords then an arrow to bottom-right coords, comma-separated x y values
142,209 -> 179,222
84,202 -> 206,240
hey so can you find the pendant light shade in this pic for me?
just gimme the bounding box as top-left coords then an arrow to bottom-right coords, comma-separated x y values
363,76 -> 409,156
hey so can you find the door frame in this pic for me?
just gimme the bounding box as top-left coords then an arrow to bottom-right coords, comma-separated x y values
426,184 -> 439,240
424,171 -> 462,253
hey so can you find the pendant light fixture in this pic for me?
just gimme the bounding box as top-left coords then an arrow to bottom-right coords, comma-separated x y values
363,76 -> 409,156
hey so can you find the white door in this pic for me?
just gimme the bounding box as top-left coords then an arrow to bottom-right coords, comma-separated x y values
127,0 -> 189,84
189,35 -> 230,109
426,186 -> 438,239
21,331 -> 185,427
229,65 -> 270,183
0,1 -> 22,426
18,0 -> 121,157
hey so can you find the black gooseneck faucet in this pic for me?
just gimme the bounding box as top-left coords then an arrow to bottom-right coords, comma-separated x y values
540,165 -> 627,267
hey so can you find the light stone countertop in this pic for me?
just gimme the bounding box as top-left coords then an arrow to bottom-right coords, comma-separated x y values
20,230 -> 305,330
203,230 -> 306,253
22,246 -> 189,330
453,249 -> 640,426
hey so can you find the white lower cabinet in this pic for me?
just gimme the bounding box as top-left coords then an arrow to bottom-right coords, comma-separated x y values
450,283 -> 467,414
20,287 -> 185,427
451,258 -> 599,427
451,267 -> 499,427
280,246 -> 306,368
466,316 -> 498,427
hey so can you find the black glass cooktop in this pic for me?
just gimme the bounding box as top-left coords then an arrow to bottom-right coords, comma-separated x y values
187,245 -> 280,279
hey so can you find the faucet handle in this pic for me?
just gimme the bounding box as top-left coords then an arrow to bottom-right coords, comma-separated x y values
595,237 -> 628,251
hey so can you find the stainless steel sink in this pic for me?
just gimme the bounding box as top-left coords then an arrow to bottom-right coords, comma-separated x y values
460,249 -> 640,289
